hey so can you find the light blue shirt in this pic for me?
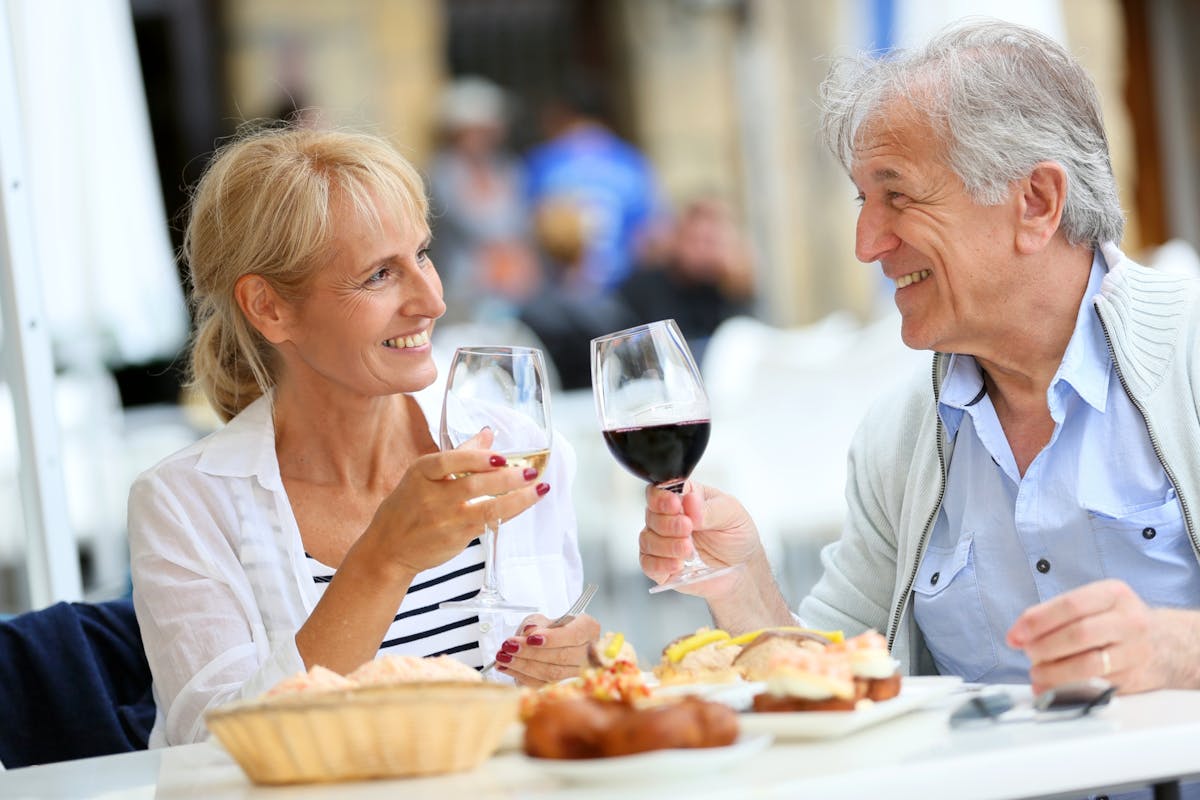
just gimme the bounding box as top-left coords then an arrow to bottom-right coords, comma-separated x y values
914,250 -> 1200,683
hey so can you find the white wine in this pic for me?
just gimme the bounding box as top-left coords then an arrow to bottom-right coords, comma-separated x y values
505,448 -> 551,479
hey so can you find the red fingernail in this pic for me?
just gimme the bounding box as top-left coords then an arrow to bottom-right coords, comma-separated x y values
521,624 -> 538,635
495,651 -> 514,663
536,482 -> 550,496
523,467 -> 538,481
489,455 -> 506,467
526,634 -> 545,646
501,640 -> 520,654
496,664 -> 508,671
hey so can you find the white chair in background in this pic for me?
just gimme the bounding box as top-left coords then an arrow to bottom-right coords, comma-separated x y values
697,312 -> 929,591
1147,239 -> 1200,280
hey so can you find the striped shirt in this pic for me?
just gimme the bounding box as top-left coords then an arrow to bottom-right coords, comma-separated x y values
306,538 -> 486,668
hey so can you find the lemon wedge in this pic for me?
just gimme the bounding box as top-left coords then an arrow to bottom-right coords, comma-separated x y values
665,629 -> 731,663
603,632 -> 626,660
721,626 -> 845,647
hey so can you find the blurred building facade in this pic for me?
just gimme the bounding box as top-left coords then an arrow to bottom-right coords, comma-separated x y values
207,0 -> 1182,326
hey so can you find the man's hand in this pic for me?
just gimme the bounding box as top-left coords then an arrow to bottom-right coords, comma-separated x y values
1006,579 -> 1200,694
639,481 -> 761,598
640,481 -> 794,632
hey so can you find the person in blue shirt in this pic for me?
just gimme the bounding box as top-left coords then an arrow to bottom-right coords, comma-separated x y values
637,18 -> 1200,699
525,74 -> 661,296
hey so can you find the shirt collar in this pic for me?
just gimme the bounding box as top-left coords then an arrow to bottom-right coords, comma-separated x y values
937,353 -> 985,439
193,393 -> 283,491
1051,249 -> 1111,414
937,249 -> 1111,433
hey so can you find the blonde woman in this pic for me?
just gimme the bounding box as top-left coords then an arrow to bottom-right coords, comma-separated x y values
128,128 -> 596,747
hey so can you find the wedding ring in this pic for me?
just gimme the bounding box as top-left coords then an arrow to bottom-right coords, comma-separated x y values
1099,647 -> 1112,677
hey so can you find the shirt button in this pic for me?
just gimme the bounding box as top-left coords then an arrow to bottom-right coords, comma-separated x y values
1036,558 -> 1051,574
930,571 -> 940,586
1142,527 -> 1157,540
479,622 -> 492,633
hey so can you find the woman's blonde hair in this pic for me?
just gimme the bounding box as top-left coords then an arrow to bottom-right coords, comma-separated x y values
184,126 -> 429,422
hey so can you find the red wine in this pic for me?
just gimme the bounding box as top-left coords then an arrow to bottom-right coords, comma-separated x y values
602,420 -> 711,490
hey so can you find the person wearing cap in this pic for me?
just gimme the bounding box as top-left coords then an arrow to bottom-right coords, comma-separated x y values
427,76 -> 539,324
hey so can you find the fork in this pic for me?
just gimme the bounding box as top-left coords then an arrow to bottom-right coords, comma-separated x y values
480,582 -> 599,675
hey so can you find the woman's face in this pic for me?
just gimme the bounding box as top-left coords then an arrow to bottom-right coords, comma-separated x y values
276,196 -> 446,399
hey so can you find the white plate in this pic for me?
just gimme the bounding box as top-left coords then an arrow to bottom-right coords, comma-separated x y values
522,733 -> 773,784
739,675 -> 962,740
652,679 -> 765,711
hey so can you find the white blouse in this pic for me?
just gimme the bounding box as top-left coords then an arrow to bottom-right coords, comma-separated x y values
128,387 -> 582,747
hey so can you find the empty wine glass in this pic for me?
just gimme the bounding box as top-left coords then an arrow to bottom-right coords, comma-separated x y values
591,319 -> 740,593
439,346 -> 552,614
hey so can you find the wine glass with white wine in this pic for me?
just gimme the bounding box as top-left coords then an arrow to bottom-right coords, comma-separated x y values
439,346 -> 552,614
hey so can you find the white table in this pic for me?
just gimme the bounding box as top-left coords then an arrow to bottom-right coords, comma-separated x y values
4,686 -> 1199,800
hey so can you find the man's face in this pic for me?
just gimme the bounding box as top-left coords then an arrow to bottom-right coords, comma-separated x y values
850,102 -> 1019,354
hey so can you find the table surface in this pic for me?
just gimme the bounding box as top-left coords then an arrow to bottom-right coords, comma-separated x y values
4,681 -> 1200,800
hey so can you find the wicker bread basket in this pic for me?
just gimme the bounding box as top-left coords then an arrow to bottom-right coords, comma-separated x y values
205,681 -> 519,785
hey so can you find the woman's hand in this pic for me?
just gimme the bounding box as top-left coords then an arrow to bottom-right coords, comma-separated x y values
363,429 -> 550,580
492,613 -> 601,687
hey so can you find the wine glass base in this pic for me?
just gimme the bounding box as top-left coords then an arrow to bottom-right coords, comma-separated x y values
440,593 -> 537,614
648,562 -> 743,594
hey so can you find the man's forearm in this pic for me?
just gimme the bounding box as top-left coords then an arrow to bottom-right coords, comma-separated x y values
708,548 -> 796,634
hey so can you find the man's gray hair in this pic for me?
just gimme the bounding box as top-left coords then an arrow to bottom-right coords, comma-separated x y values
820,18 -> 1124,247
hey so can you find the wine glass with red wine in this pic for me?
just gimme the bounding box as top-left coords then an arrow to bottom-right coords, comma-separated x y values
591,319 -> 740,593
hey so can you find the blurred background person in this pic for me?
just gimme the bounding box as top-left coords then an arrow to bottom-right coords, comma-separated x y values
617,196 -> 756,365
519,198 -> 635,390
525,72 -> 664,299
427,76 -> 540,324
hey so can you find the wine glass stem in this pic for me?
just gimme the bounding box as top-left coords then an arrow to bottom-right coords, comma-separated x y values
657,481 -> 707,568
482,520 -> 502,595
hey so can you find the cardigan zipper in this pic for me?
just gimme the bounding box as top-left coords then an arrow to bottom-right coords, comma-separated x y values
887,353 -> 949,652
1094,304 -> 1200,559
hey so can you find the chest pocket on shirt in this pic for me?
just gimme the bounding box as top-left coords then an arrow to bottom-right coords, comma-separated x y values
1089,494 -> 1200,608
912,532 -> 998,682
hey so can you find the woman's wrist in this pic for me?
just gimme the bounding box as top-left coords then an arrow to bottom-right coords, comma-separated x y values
345,523 -> 420,588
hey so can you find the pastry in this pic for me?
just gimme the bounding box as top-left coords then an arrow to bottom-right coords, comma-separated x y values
524,696 -> 738,759
524,697 -> 624,759
347,654 -> 482,686
601,697 -> 738,757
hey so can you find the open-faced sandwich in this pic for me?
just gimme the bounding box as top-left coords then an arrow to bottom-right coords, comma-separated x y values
751,649 -> 859,712
731,627 -> 842,681
829,630 -> 901,701
587,631 -> 638,669
653,627 -> 742,685
749,629 -> 901,712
